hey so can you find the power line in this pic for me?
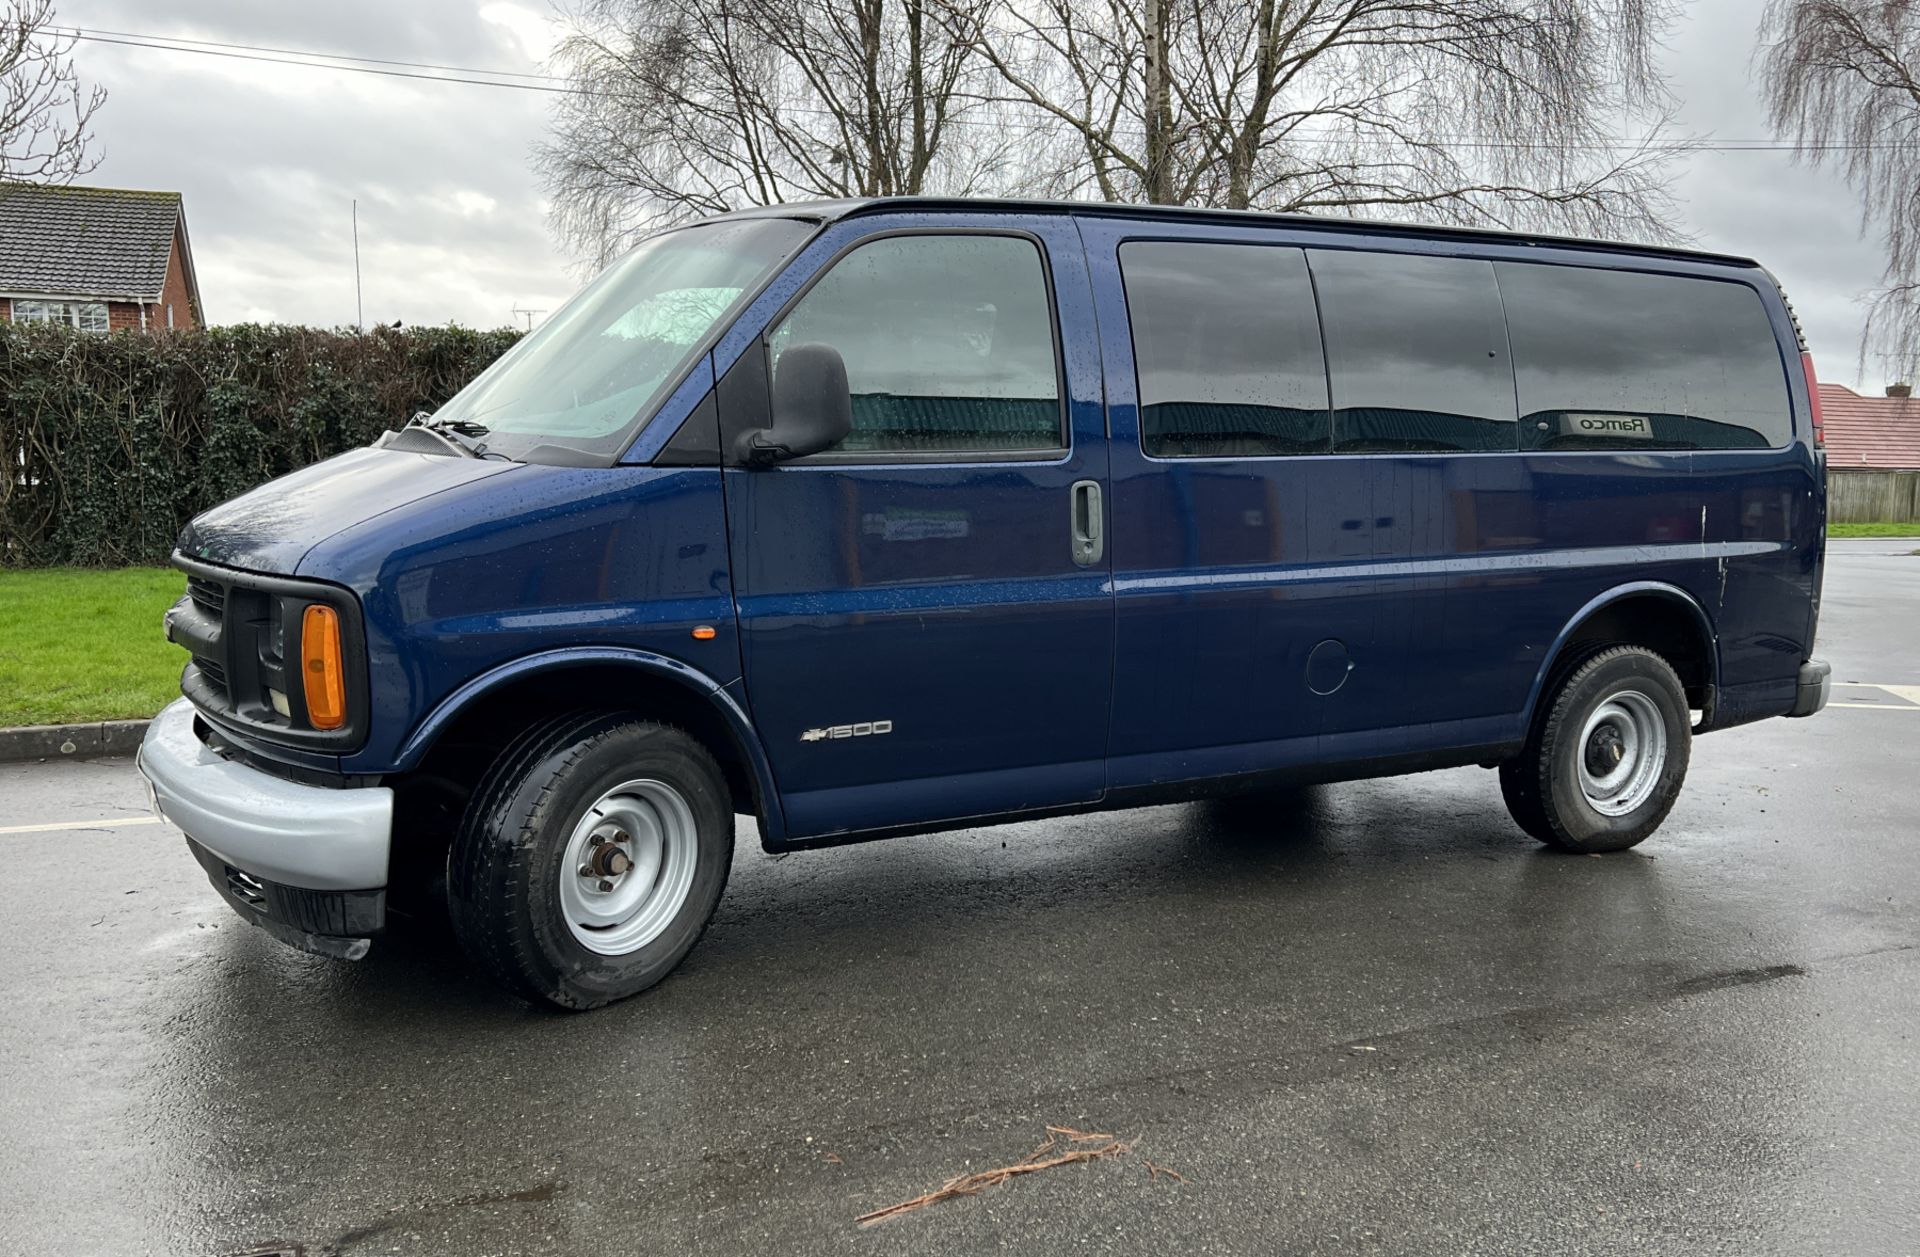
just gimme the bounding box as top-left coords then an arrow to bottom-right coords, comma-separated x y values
61,29 -> 571,93
60,24 -> 1906,155
62,26 -> 564,82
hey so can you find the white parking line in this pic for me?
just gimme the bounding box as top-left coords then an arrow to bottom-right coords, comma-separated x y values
0,816 -> 165,835
1831,683 -> 1920,712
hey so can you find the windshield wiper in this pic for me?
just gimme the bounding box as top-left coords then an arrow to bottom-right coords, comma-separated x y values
405,411 -> 492,459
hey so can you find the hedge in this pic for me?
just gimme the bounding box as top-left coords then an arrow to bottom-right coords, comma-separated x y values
0,321 -> 521,568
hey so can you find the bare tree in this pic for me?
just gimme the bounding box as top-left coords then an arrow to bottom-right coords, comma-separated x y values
1,0 -> 103,183
536,0 -> 1032,264
539,0 -> 1688,261
944,0 -> 1686,238
1761,1 -> 1920,374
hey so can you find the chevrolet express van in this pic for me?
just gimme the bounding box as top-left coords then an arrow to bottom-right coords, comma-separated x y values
138,198 -> 1831,1009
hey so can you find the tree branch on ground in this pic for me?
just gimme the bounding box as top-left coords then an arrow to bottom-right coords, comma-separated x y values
855,1126 -> 1166,1226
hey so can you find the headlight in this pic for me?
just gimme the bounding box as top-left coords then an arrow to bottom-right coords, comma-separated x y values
173,557 -> 364,750
255,593 -> 350,732
300,604 -> 348,731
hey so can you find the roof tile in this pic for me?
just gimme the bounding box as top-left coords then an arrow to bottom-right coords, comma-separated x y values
0,183 -> 182,302
1819,383 -> 1920,470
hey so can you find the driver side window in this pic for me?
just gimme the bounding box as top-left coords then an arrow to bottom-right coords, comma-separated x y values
769,234 -> 1065,455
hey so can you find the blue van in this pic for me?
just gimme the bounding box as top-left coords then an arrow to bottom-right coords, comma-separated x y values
136,198 -> 1831,1008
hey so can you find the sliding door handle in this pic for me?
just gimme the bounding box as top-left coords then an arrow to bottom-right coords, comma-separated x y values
1070,479 -> 1104,567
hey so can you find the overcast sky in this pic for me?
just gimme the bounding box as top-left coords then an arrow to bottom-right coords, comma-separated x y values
55,0 -> 1898,388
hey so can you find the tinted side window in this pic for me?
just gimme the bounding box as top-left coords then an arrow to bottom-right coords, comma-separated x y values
1309,250 -> 1517,453
1120,241 -> 1329,457
769,234 -> 1062,454
1496,263 -> 1792,451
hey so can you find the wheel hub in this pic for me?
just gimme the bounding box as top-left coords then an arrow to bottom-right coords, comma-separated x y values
1584,725 -> 1626,776
1575,689 -> 1668,817
581,827 -> 636,886
556,779 -> 700,956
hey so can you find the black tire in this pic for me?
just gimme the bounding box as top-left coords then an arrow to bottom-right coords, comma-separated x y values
1498,646 -> 1691,854
447,713 -> 733,1010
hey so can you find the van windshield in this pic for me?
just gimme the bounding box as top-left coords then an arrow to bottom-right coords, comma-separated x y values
432,216 -> 814,462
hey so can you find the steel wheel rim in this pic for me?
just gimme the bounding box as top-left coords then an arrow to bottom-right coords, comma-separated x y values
1577,690 -> 1667,817
558,778 -> 699,956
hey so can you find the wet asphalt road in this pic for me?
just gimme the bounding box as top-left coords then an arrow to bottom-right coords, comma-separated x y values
2,538 -> 1917,1257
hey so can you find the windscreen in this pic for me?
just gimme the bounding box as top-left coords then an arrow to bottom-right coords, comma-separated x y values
433,216 -> 813,462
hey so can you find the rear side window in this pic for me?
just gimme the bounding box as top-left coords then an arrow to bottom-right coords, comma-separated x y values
1309,250 -> 1517,453
769,233 -> 1063,454
1120,241 -> 1329,457
1496,263 -> 1792,451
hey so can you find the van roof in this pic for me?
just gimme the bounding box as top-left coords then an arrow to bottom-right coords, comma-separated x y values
717,195 -> 1760,270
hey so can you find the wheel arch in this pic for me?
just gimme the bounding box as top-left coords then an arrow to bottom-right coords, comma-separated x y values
1521,583 -> 1719,733
394,647 -> 787,846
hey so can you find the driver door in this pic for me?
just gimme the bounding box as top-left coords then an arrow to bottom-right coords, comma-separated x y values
717,215 -> 1113,840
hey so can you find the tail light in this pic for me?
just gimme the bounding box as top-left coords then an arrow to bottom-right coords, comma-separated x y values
300,603 -> 347,730
1802,352 -> 1825,449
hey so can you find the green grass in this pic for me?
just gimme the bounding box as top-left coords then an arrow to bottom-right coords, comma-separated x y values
1830,522 -> 1920,538
0,568 -> 186,727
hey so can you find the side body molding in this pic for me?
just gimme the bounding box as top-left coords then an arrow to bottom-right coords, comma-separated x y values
1518,581 -> 1720,732
390,647 -> 788,845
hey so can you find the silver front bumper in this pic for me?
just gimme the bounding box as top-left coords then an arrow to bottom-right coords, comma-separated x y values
136,699 -> 393,890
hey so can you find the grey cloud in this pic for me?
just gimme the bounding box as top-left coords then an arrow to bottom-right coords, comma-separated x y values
54,0 -> 1901,380
64,0 -> 569,328
1666,0 -> 1889,385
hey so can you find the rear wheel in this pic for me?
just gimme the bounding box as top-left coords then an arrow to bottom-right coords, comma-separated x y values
1499,646 -> 1690,853
447,713 -> 733,1009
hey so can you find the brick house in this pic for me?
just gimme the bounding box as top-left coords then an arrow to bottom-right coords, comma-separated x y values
1817,382 -> 1920,523
1817,383 -> 1920,470
0,183 -> 204,331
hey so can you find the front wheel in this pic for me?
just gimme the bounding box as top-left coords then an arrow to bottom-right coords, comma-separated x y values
1499,646 -> 1691,854
448,714 -> 733,1009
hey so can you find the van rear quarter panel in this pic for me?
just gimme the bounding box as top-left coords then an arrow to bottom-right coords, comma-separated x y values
1077,215 -> 1819,779
1694,444 -> 1824,717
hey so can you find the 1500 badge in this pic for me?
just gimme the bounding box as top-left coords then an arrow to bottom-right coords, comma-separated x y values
800,720 -> 894,743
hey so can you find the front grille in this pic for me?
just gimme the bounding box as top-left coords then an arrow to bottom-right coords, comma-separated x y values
174,570 -> 234,710
172,554 -> 362,751
187,575 -> 226,616
194,657 -> 228,694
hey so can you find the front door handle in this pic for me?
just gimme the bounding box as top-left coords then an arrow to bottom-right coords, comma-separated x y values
1070,479 -> 1104,567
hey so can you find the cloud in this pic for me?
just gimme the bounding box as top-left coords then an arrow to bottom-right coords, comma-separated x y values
55,0 -> 1893,381
1664,0 -> 1886,385
63,0 -> 572,329
479,2 -> 559,61
451,189 -> 500,218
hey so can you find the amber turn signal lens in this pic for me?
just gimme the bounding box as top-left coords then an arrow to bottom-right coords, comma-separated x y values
691,625 -> 717,641
301,604 -> 347,730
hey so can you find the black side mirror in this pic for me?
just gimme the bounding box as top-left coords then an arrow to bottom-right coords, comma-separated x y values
737,343 -> 852,465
